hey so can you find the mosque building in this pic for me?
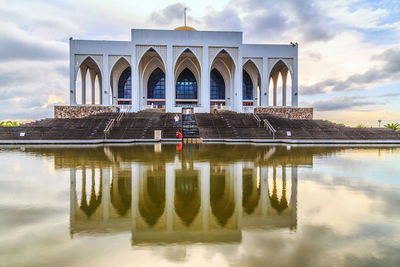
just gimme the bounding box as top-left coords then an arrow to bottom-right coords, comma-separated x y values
69,23 -> 299,113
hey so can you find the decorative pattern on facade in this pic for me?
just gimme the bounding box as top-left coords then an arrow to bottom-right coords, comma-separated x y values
74,55 -> 103,75
173,46 -> 203,65
108,55 -> 131,69
208,47 -> 238,66
243,57 -> 263,74
255,107 -> 313,120
136,45 -> 167,65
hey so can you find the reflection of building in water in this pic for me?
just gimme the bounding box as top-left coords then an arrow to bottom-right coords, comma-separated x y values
70,160 -> 297,244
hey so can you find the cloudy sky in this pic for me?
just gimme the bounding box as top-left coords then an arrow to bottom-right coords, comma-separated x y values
0,0 -> 399,126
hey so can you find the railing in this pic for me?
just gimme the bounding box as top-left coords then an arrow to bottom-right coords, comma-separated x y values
263,119 -> 277,139
104,107 -> 131,138
253,113 -> 261,128
104,119 -> 115,139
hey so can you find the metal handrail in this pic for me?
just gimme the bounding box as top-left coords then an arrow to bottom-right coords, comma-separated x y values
253,113 -> 261,128
104,107 -> 131,139
263,119 -> 276,139
104,119 -> 115,138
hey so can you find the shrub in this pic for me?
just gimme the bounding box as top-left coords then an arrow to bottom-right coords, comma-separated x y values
0,121 -> 23,127
356,124 -> 367,128
384,123 -> 400,130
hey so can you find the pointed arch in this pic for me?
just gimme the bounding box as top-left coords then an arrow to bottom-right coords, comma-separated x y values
173,47 -> 202,72
209,48 -> 236,69
174,171 -> 200,227
110,57 -> 131,105
137,46 -> 166,69
174,50 -> 201,105
210,50 -> 236,109
138,48 -> 167,109
243,59 -> 261,107
142,57 -> 166,108
268,58 -> 292,78
75,56 -> 102,105
268,60 -> 291,107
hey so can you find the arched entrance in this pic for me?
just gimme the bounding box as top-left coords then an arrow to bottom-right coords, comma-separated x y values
138,47 -> 166,109
76,56 -> 102,105
110,57 -> 131,105
210,49 -> 235,110
242,60 -> 261,107
174,49 -> 201,107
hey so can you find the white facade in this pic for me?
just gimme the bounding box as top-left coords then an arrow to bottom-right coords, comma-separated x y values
69,28 -> 299,113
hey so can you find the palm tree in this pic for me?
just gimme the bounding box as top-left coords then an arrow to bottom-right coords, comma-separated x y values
0,121 -> 5,127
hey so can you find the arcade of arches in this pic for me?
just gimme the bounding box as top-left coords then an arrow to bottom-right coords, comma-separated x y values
70,162 -> 297,236
74,53 -> 295,109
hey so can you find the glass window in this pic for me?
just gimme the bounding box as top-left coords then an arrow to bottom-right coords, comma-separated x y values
147,67 -> 165,99
176,68 -> 197,99
243,70 -> 253,100
118,67 -> 132,99
210,69 -> 225,100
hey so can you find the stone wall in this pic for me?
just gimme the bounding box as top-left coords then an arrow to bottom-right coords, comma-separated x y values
54,106 -> 119,119
254,107 -> 313,120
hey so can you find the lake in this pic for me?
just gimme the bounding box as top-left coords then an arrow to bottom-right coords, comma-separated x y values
1,144 -> 400,267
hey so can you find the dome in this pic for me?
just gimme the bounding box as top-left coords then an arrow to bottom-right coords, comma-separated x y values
174,26 -> 197,31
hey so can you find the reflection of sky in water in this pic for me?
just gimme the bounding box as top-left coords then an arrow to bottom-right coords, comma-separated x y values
311,148 -> 400,186
0,145 -> 399,267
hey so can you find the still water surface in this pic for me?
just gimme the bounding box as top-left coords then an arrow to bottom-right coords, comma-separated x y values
0,144 -> 400,267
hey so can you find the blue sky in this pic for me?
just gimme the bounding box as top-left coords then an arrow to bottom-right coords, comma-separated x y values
0,0 -> 399,126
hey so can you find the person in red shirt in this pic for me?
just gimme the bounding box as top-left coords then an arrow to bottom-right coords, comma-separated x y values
176,131 -> 183,139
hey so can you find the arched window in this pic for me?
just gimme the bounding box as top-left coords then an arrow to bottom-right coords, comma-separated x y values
176,68 -> 197,100
118,67 -> 131,105
147,68 -> 165,99
210,69 -> 225,100
243,70 -> 253,100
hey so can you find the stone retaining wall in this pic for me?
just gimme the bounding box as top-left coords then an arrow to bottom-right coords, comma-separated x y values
54,106 -> 118,119
254,107 -> 313,120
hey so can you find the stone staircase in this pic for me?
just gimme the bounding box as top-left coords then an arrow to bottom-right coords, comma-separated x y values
0,111 -> 399,141
182,113 -> 200,142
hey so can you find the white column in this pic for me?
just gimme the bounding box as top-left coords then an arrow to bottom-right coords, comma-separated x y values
131,48 -> 136,111
69,43 -> 76,106
81,67 -> 86,105
292,46 -> 299,107
261,167 -> 268,217
201,46 -> 210,112
201,163 -> 210,231
90,70 -> 96,104
234,50 -> 243,113
133,61 -> 140,111
165,45 -> 174,112
282,71 -> 287,106
234,162 -> 243,227
102,167 -> 110,224
131,163 -> 139,231
291,166 -> 298,224
273,75 -> 277,106
102,54 -> 110,106
166,163 -> 175,231
70,168 -> 76,227
261,58 -> 269,107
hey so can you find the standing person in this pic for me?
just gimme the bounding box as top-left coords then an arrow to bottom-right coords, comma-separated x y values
174,114 -> 179,127
185,109 -> 190,120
